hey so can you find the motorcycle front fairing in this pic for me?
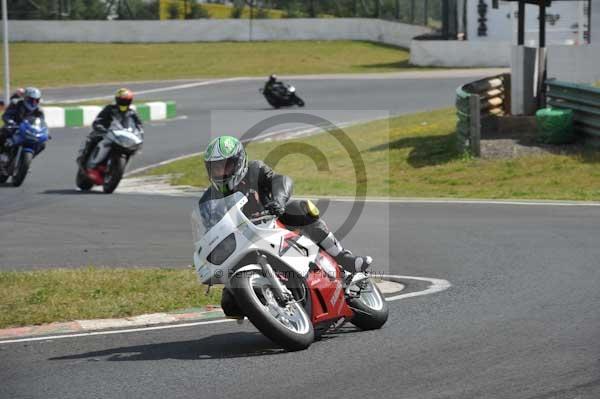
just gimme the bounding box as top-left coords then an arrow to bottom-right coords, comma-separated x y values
192,192 -> 313,286
108,129 -> 143,153
87,126 -> 143,168
13,118 -> 49,155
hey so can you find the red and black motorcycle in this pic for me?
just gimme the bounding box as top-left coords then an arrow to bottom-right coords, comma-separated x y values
192,192 -> 388,351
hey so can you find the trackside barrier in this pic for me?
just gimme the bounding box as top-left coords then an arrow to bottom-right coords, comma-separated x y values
455,74 -> 511,156
546,80 -> 600,147
42,101 -> 177,129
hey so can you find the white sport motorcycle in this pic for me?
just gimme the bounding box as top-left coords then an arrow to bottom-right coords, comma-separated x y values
76,119 -> 143,194
192,192 -> 388,351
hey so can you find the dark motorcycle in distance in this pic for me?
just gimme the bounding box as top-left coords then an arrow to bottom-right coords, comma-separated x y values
0,116 -> 49,187
76,118 -> 143,194
260,82 -> 305,109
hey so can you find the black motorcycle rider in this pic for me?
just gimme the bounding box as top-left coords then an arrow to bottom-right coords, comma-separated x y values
200,135 -> 372,318
264,74 -> 286,95
0,87 -> 44,173
77,88 -> 143,168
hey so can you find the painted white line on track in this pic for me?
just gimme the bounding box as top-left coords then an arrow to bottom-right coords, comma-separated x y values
0,319 -> 234,344
300,197 -> 600,207
0,274 -> 449,345
48,78 -> 247,104
124,118 -> 373,177
124,152 -> 203,177
382,275 -> 451,301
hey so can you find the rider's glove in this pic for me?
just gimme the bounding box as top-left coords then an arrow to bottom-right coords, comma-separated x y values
264,200 -> 285,217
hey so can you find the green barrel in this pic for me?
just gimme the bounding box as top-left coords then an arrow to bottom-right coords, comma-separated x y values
536,107 -> 574,144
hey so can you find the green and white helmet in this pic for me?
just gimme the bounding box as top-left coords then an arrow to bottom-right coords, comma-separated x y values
204,135 -> 248,194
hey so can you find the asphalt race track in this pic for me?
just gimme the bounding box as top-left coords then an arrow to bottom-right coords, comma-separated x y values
1,73 -> 600,399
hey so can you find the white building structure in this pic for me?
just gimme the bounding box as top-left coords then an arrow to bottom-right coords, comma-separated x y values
466,0 -> 590,45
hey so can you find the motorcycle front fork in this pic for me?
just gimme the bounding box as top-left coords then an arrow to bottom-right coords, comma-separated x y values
258,254 -> 293,304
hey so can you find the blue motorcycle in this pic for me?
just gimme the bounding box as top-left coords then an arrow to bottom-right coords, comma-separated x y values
0,116 -> 49,186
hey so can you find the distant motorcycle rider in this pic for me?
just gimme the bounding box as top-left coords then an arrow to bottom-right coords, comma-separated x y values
0,87 -> 44,174
10,88 -> 26,105
263,74 -> 281,94
0,87 -> 44,149
0,88 -> 25,110
77,88 -> 143,168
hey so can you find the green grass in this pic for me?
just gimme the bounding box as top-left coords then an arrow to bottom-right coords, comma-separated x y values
144,108 -> 600,201
4,41 -> 416,88
0,267 -> 221,329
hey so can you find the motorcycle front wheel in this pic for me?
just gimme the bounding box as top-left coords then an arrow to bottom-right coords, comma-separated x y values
103,153 -> 127,194
11,152 -> 33,187
76,168 -> 94,191
348,278 -> 389,330
293,95 -> 305,107
231,271 -> 314,351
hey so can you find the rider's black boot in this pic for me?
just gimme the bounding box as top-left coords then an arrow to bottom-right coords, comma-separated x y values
77,140 -> 94,169
319,232 -> 372,274
334,250 -> 373,274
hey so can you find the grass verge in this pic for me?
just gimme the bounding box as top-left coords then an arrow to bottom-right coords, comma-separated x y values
5,41 -> 419,88
144,108 -> 600,201
0,267 -> 221,329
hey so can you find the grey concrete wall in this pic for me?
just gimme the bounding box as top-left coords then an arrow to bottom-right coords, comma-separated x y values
547,45 -> 600,84
410,40 -> 511,67
411,40 -> 600,85
5,19 -> 431,48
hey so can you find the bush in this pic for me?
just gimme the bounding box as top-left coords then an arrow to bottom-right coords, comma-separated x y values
255,7 -> 271,19
230,5 -> 244,18
190,3 -> 211,18
167,2 -> 180,18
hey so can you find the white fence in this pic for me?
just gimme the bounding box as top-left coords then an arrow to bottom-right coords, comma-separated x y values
5,19 -> 431,48
411,40 -> 600,85
410,40 -> 511,67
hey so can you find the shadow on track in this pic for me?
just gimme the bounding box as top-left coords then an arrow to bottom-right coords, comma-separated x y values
48,327 -> 363,362
42,189 -> 104,195
49,332 -> 287,361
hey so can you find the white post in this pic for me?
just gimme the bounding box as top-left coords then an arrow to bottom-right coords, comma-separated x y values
578,0 -> 586,45
1,0 -> 9,105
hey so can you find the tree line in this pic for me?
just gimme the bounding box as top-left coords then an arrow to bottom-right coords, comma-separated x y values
5,0 -> 442,24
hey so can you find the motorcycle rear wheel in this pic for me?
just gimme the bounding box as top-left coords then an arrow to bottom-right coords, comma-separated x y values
348,279 -> 389,330
231,271 -> 314,351
11,152 -> 33,187
103,154 -> 126,194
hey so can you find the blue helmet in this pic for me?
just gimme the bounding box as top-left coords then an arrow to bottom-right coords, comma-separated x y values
23,87 -> 42,111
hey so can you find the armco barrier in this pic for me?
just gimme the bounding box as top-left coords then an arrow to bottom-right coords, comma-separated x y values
455,73 -> 511,156
42,101 -> 176,128
546,80 -> 600,147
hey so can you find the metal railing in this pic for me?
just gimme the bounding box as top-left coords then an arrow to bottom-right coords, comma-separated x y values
546,79 -> 600,146
455,73 -> 511,156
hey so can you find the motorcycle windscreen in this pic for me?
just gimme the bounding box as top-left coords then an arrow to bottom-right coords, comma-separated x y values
191,191 -> 247,243
109,115 -> 137,131
23,115 -> 47,130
